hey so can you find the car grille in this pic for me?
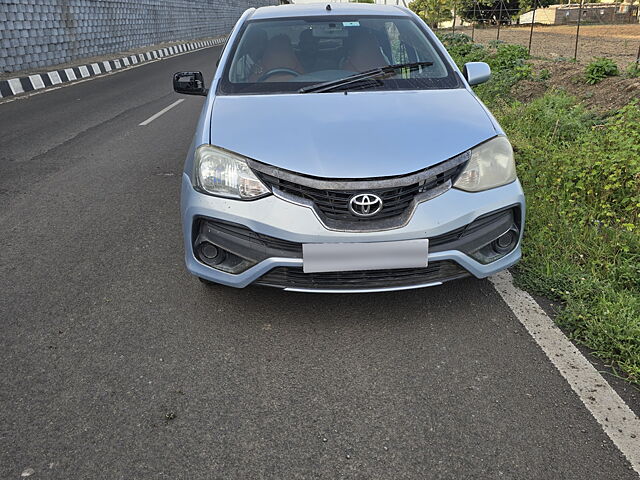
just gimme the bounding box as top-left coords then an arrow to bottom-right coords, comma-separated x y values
257,174 -> 425,222
255,261 -> 469,290
252,153 -> 469,230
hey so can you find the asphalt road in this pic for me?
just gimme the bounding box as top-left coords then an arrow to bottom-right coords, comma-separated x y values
0,47 -> 636,479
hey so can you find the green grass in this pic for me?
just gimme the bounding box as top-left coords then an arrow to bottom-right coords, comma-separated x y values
497,96 -> 640,382
438,34 -> 640,383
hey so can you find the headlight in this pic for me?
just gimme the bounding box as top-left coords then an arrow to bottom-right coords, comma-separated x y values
194,145 -> 270,199
453,136 -> 516,192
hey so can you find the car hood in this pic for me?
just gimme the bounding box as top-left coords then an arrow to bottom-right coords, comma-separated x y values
209,89 -> 497,178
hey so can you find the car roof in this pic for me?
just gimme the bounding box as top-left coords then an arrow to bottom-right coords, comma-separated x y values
249,3 -> 410,21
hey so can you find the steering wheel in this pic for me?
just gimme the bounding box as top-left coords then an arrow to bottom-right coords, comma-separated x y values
257,68 -> 301,82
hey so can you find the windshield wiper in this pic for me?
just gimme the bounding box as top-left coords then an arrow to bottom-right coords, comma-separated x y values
298,61 -> 434,94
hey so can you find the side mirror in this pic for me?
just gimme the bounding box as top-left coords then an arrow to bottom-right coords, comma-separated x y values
173,71 -> 208,96
463,62 -> 491,86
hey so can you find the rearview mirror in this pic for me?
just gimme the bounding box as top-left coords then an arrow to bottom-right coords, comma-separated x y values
463,62 -> 491,86
173,71 -> 208,96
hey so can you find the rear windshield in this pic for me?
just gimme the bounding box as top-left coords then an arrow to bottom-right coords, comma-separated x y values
219,15 -> 461,95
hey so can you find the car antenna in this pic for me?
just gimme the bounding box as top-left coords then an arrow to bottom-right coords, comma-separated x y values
326,4 -> 331,11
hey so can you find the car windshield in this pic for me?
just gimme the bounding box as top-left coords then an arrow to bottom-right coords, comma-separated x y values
219,15 -> 461,95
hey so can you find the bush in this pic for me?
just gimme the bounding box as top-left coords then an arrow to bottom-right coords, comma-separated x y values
585,57 -> 619,85
489,44 -> 530,72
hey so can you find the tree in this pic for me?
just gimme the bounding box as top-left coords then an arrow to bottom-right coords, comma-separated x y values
409,0 -> 454,28
456,0 -> 555,24
518,0 -> 555,16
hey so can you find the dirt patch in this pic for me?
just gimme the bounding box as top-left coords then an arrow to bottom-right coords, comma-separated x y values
512,59 -> 640,112
448,24 -> 640,67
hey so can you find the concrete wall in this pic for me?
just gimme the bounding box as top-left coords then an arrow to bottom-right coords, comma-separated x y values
556,5 -> 638,24
0,0 -> 278,73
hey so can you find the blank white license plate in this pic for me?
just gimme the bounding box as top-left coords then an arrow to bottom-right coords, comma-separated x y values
302,239 -> 429,274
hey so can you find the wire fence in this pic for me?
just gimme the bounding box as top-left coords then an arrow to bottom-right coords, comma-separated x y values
430,1 -> 640,67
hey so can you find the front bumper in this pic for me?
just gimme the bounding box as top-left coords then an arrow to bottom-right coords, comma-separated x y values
181,173 -> 525,292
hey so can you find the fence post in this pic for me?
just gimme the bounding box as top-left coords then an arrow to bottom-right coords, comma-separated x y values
574,0 -> 583,60
636,44 -> 640,68
528,3 -> 537,55
452,2 -> 457,34
497,2 -> 502,41
471,0 -> 477,41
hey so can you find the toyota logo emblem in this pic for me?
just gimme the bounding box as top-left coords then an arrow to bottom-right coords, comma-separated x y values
348,193 -> 383,217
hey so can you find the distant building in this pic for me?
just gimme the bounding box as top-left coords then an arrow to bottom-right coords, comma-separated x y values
520,3 -> 639,25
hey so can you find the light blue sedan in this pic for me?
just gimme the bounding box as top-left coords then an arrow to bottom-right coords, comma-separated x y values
173,3 -> 525,293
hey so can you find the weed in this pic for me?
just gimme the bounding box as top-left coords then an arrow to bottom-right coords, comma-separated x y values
585,57 -> 619,85
537,69 -> 551,81
626,63 -> 640,78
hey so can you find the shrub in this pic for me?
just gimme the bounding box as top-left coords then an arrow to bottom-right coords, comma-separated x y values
489,44 -> 530,72
585,57 -> 619,85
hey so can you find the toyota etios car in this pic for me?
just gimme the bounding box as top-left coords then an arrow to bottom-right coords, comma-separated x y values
173,3 -> 525,293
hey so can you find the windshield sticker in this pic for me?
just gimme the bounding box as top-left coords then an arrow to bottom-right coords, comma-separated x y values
342,21 -> 360,27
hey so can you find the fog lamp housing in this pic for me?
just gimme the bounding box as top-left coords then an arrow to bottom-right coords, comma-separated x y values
194,233 -> 255,274
469,225 -> 520,264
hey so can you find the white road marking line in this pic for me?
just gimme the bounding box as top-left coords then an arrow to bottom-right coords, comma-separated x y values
138,99 -> 184,126
490,271 -> 640,474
